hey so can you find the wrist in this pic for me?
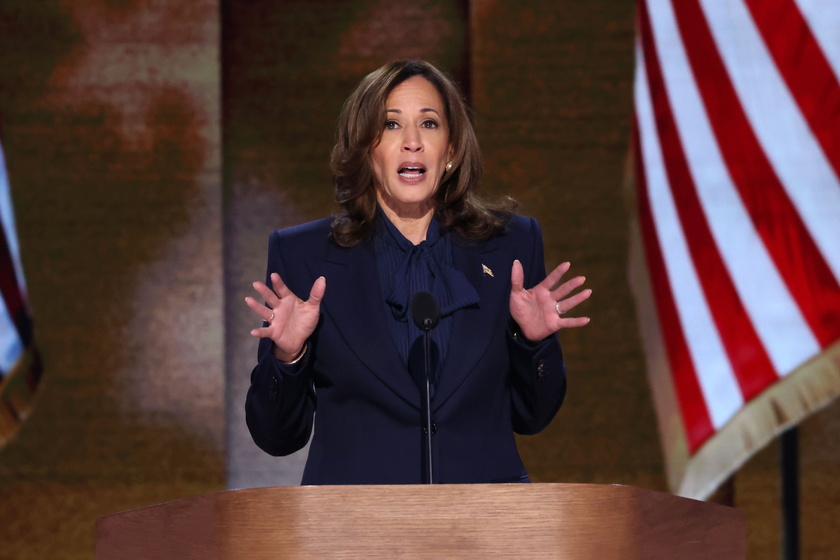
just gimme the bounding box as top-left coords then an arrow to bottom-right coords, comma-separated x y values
274,342 -> 308,364
509,320 -> 541,346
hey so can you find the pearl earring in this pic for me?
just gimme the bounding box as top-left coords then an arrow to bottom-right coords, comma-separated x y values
446,161 -> 453,172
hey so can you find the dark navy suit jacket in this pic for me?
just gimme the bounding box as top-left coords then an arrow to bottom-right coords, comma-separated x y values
245,214 -> 567,484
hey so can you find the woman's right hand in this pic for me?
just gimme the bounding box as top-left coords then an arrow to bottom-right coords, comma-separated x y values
245,272 -> 326,363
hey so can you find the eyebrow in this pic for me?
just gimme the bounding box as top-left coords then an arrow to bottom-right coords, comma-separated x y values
386,108 -> 442,117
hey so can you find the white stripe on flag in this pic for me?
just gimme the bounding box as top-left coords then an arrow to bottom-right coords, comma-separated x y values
700,0 -> 840,284
0,295 -> 23,373
635,43 -> 744,429
796,0 -> 840,81
650,0 -> 820,376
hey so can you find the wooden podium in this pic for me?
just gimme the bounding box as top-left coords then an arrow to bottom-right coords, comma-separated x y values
96,483 -> 744,559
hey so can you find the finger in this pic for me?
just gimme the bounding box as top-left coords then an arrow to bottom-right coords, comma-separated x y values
249,325 -> 275,338
269,272 -> 293,299
306,276 -> 326,306
556,288 -> 592,313
550,275 -> 587,300
245,295 -> 275,321
252,281 -> 282,307
537,262 -> 571,290
558,316 -> 591,329
510,260 -> 525,292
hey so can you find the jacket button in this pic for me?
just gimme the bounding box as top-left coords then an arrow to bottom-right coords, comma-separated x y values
422,422 -> 438,435
537,360 -> 546,379
270,377 -> 280,402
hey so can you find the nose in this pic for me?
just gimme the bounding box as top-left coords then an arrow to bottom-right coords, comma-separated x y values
402,127 -> 423,152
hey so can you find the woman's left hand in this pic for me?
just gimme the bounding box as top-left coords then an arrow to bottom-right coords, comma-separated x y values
509,260 -> 591,342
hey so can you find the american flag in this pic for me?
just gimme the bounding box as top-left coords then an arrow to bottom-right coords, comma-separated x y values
630,0 -> 840,499
0,137 -> 41,447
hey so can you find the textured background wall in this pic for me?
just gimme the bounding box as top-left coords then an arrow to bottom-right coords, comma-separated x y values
0,1 -> 838,559
0,1 -> 224,559
470,0 -> 662,489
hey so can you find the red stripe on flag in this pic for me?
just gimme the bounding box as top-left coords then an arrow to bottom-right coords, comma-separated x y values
639,0 -> 779,401
674,0 -> 840,348
745,0 -> 840,182
633,119 -> 715,451
0,216 -> 27,337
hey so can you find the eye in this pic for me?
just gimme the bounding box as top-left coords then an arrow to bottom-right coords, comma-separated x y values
384,120 -> 400,130
421,119 -> 439,129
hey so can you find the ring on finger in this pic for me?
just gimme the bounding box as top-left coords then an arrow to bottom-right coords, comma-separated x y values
555,301 -> 566,317
268,312 -> 275,323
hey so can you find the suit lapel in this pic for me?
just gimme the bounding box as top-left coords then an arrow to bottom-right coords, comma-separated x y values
433,235 -> 511,408
304,231 -> 513,411
308,239 -> 421,408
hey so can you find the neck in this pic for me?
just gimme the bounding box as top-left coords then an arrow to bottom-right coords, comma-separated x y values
377,196 -> 435,245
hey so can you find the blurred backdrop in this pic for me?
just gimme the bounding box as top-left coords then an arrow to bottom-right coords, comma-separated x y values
0,1 -> 838,559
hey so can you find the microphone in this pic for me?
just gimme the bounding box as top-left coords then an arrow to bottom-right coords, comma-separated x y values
410,290 -> 440,484
410,290 -> 440,332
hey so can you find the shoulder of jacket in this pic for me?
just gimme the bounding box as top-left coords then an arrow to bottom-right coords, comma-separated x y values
270,216 -> 334,245
498,213 -> 540,240
506,213 -> 537,230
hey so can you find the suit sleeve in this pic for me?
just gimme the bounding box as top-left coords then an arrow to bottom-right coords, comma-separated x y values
244,231 -> 316,456
506,217 -> 567,435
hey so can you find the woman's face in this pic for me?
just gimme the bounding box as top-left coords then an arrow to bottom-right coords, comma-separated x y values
371,76 -> 452,218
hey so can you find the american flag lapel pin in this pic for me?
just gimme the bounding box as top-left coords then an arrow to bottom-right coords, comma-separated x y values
482,263 -> 494,277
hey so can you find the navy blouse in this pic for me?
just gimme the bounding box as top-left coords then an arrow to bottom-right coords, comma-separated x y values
373,210 -> 480,394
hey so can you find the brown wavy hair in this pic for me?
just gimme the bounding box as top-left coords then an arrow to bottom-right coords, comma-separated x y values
330,60 -> 515,247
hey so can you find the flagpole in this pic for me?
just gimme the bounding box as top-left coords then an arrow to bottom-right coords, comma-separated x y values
780,427 -> 799,560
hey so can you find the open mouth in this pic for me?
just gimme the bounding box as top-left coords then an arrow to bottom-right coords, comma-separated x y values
399,165 -> 426,178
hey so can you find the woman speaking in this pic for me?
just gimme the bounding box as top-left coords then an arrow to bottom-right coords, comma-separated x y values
244,60 -> 591,484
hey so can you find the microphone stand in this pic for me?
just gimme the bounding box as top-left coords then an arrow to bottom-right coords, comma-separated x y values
411,290 -> 439,485
421,318 -> 434,485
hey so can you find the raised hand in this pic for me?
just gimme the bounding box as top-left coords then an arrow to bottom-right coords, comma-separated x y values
245,272 -> 326,362
509,260 -> 591,343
